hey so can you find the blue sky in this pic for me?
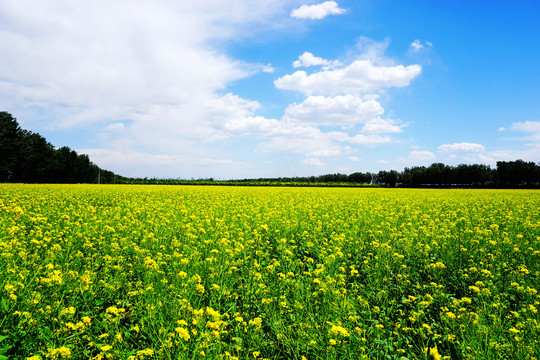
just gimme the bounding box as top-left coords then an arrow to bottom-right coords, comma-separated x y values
1,1 -> 539,179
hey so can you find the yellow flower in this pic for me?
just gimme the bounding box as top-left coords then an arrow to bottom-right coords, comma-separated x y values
329,324 -> 350,337
49,347 -> 71,358
195,283 -> 205,294
249,317 -> 263,329
175,327 -> 191,341
210,283 -> 220,291
136,348 -> 154,357
81,316 -> 92,326
429,346 -> 442,360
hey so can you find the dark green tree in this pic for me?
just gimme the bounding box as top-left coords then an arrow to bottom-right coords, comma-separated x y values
0,111 -> 23,181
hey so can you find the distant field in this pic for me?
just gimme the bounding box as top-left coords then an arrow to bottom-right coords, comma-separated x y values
1,185 -> 539,359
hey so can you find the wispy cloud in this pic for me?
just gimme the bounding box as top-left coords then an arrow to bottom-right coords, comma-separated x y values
510,121 -> 540,141
302,157 -> 325,166
438,142 -> 486,153
400,150 -> 436,164
410,39 -> 433,51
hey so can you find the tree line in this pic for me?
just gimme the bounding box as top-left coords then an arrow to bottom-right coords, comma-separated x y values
206,161 -> 539,188
375,161 -> 540,188
1,110 -> 539,187
0,111 -> 118,183
117,161 -> 540,188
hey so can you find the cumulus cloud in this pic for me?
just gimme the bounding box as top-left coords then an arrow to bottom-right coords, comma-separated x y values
293,52 -> 342,69
270,38 -> 420,158
284,95 -> 384,126
438,142 -> 486,153
275,59 -> 422,96
290,1 -> 345,20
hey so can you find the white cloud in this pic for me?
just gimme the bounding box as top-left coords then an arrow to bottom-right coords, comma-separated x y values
354,37 -> 393,64
302,157 -> 325,166
361,119 -> 404,134
510,121 -> 540,140
329,132 -> 392,145
80,148 -> 247,179
510,121 -> 540,133
0,0 -> 302,178
0,2 -> 267,125
204,94 -> 344,158
498,127 -> 506,131
439,145 -> 540,167
284,95 -> 384,126
349,156 -> 361,161
275,59 -> 422,96
103,123 -> 126,132
411,40 -> 423,50
410,39 -> 432,51
293,52 -> 342,69
400,150 -> 436,164
431,135 -> 540,166
0,1 -> 423,178
262,63 -> 276,73
438,142 -> 486,153
271,41 -> 419,156
290,1 -> 345,20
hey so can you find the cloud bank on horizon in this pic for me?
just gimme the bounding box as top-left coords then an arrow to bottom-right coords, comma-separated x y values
0,1 -> 538,179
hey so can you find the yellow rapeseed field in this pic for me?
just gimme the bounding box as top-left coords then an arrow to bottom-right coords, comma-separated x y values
1,184 -> 539,359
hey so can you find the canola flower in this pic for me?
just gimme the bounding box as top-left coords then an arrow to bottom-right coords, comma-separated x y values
1,184 -> 539,359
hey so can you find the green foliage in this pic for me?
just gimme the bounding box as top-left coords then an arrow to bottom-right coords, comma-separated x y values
0,111 -> 119,184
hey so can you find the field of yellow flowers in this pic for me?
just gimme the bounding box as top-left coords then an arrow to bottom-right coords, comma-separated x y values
1,184 -> 539,360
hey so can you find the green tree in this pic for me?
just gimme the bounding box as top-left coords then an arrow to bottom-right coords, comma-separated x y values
0,111 -> 23,181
